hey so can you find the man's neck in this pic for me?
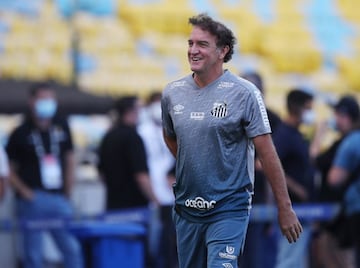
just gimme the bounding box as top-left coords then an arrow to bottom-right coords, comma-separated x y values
285,115 -> 300,129
34,118 -> 52,131
193,68 -> 225,88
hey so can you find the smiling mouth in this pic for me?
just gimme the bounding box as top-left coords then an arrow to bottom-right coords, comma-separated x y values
191,57 -> 201,62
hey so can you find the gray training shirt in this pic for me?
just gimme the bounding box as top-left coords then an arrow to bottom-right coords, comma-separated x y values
161,70 -> 271,222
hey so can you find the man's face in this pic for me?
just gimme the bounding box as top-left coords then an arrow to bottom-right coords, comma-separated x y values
187,26 -> 222,74
31,88 -> 57,120
126,99 -> 142,127
300,100 -> 315,125
335,111 -> 353,134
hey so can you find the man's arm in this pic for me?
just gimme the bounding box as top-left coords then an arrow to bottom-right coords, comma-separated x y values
163,129 -> 177,158
64,151 -> 75,198
0,179 -> 6,200
285,175 -> 309,201
253,134 -> 303,243
8,162 -> 33,200
135,172 -> 159,205
328,166 -> 348,186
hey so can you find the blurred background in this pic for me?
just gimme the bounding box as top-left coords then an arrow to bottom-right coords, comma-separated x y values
0,0 -> 359,267
0,0 -> 359,147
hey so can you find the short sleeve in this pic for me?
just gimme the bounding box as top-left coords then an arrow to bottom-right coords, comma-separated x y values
242,87 -> 271,138
127,131 -> 149,173
333,133 -> 360,173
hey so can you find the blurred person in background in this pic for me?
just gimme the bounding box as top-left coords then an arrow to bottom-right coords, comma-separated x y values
310,95 -> 359,268
138,91 -> 177,268
0,143 -> 9,200
97,95 -> 159,210
328,117 -> 360,268
162,13 -> 302,268
97,95 -> 159,267
239,71 -> 282,268
6,82 -> 83,268
272,89 -> 316,268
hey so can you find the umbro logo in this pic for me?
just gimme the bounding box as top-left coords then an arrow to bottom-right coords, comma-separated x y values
173,104 -> 184,114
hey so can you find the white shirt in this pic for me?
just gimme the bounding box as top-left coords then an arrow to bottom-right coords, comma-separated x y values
0,144 -> 9,178
138,114 -> 175,205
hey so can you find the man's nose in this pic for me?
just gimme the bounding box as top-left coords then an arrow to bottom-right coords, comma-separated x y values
189,45 -> 199,54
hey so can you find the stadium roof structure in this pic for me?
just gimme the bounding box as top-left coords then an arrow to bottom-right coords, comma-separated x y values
0,79 -> 114,115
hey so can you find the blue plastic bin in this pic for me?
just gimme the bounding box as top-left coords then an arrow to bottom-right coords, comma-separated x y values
71,221 -> 146,268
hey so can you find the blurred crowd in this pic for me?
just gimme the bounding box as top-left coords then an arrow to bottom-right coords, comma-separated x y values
1,1 -> 360,268
0,73 -> 360,268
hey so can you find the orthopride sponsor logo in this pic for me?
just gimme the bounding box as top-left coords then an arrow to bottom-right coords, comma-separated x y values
184,197 -> 216,210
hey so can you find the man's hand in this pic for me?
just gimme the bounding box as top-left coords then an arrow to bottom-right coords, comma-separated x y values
278,207 -> 303,243
21,187 -> 34,201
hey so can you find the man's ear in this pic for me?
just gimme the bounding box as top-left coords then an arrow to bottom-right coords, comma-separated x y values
218,45 -> 230,60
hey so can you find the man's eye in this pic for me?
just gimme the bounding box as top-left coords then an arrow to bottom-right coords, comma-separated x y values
199,43 -> 209,48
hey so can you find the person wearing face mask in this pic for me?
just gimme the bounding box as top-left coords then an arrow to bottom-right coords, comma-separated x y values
97,95 -> 159,267
6,82 -> 83,268
137,91 -> 177,268
327,98 -> 360,268
310,95 -> 360,268
272,89 -> 316,268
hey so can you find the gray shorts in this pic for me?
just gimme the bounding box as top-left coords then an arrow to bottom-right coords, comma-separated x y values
174,210 -> 250,268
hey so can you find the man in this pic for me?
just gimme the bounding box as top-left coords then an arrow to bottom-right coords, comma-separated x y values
161,13 -> 302,267
328,109 -> 360,267
272,89 -> 316,268
313,95 -> 360,203
6,82 -> 83,268
311,95 -> 360,267
97,95 -> 159,267
97,95 -> 159,210
137,92 -> 177,268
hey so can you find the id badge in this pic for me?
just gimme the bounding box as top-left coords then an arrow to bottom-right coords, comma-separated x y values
40,154 -> 62,189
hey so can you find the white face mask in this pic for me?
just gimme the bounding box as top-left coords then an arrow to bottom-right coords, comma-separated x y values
301,109 -> 316,125
34,99 -> 57,119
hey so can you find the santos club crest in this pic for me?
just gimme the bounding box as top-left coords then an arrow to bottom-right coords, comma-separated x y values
211,102 -> 228,118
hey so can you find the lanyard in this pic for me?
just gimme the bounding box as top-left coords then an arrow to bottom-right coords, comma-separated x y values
31,128 -> 60,158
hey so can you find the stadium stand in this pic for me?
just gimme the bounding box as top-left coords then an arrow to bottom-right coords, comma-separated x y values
0,1 -> 359,267
0,0 -> 358,99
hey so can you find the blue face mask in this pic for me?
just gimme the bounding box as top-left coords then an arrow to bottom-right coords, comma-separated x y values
34,99 -> 57,119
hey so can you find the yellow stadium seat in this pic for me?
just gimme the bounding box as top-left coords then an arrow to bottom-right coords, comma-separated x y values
336,56 -> 360,91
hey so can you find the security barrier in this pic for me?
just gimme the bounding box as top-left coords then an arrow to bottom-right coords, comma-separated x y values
0,203 -> 340,232
0,204 -> 340,267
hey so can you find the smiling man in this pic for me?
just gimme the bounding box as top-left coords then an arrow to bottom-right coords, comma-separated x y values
161,13 -> 302,267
